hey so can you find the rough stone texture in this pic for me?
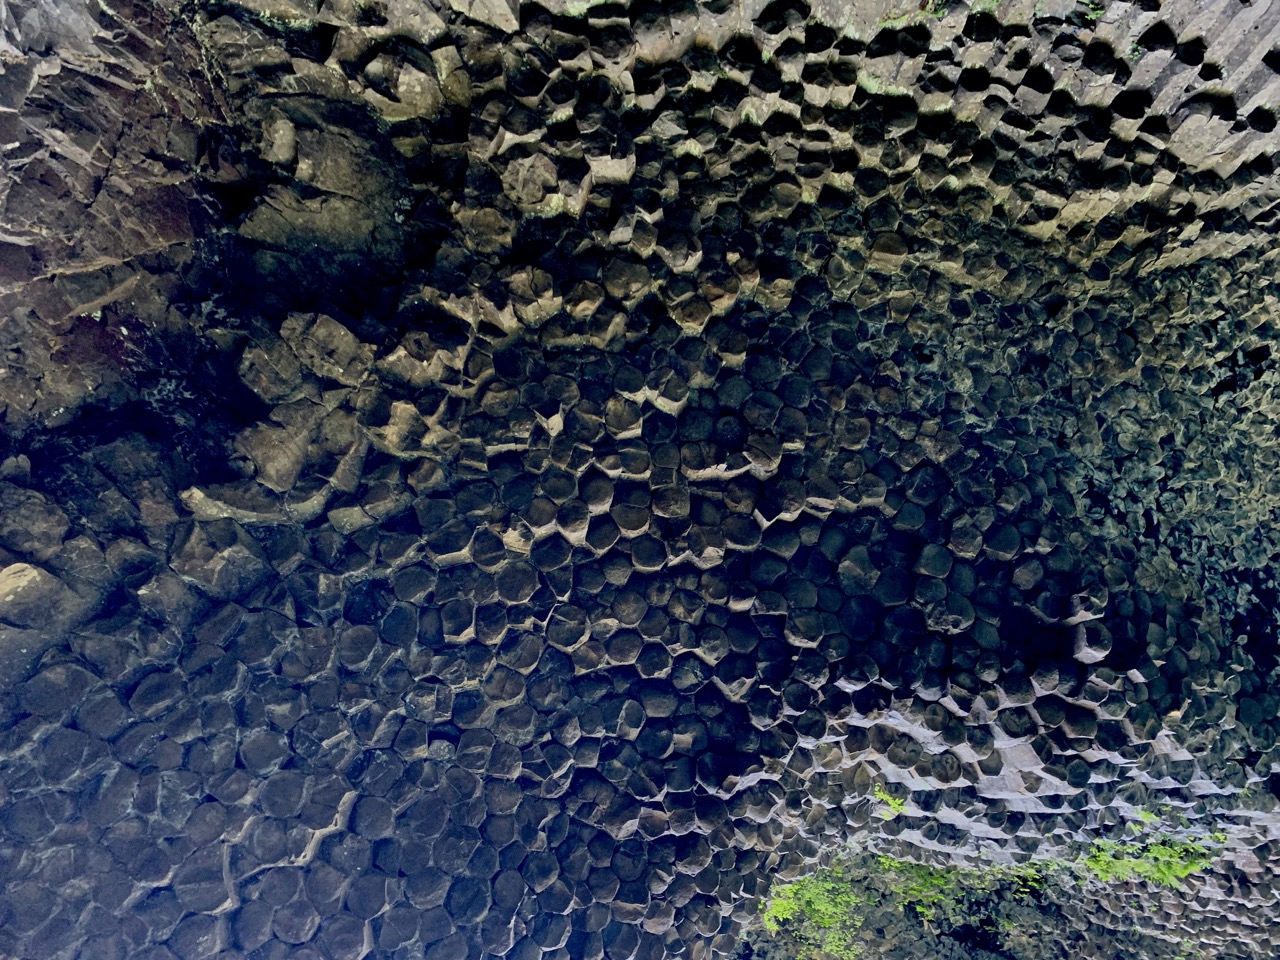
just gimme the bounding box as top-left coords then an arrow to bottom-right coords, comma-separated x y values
3,1 -> 1280,959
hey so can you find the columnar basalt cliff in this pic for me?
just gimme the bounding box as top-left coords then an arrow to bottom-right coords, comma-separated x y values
2,1 -> 1280,958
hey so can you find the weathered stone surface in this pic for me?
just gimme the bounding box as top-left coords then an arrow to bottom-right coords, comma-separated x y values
0,562 -> 78,630
5,1 -> 1280,958
170,521 -> 271,601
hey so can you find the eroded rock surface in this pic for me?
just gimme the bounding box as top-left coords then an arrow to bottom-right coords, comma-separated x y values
3,1 -> 1280,959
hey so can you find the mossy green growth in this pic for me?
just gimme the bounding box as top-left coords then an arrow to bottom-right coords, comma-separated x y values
1082,838 -> 1216,887
873,784 -> 907,820
762,865 -> 865,959
874,857 -> 957,920
878,0 -> 948,29
874,856 -> 1047,922
1078,0 -> 1105,20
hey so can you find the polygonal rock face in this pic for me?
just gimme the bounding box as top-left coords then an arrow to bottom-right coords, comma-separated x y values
4,0 -> 1280,959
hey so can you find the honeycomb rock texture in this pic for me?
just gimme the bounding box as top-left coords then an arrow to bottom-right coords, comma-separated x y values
3,0 -> 1280,958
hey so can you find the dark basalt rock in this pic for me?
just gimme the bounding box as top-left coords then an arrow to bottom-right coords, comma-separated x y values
4,1 -> 1280,959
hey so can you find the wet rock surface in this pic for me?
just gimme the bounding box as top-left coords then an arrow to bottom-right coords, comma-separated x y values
4,0 -> 1280,958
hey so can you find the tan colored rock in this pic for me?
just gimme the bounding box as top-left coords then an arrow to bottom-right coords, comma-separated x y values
502,154 -> 559,206
395,63 -> 444,119
280,313 -> 373,387
238,336 -> 308,403
444,0 -> 517,32
0,563 -> 76,629
432,45 -> 472,108
170,520 -> 271,601
180,484 -> 286,524
868,233 -> 908,271
602,257 -> 652,301
0,484 -> 69,563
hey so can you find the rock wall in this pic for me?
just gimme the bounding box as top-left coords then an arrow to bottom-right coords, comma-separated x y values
3,0 -> 1280,958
